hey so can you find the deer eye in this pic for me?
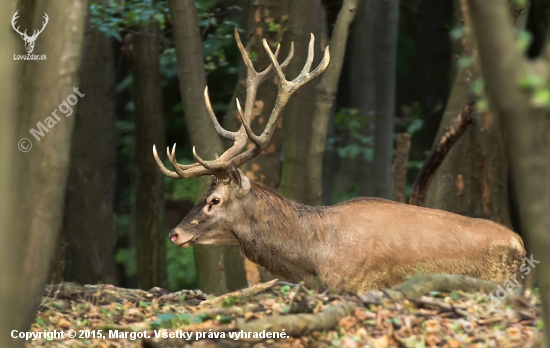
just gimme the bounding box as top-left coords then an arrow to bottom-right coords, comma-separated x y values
211,198 -> 220,205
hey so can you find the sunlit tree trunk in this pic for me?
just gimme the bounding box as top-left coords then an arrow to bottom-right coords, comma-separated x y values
131,18 -> 167,290
17,0 -> 88,331
306,0 -> 359,206
168,0 -> 247,294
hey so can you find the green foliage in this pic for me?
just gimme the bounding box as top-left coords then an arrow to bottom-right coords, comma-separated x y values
450,25 -> 467,41
520,74 -> 550,109
166,241 -> 197,291
327,108 -> 374,161
516,29 -> 533,52
90,0 -> 169,40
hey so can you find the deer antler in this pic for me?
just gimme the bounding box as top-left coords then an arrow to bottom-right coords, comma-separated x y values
153,28 -> 330,179
11,11 -> 27,38
29,13 -> 49,39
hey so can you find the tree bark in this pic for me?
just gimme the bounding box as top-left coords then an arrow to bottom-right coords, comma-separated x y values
306,0 -> 359,206
392,133 -> 411,203
224,0 -> 289,190
423,0 -> 524,227
371,0 -> 400,199
348,0 -> 376,198
131,19 -> 167,290
167,0 -> 247,295
16,0 -> 88,332
222,0 -> 290,284
410,101 -> 474,206
61,17 -> 117,286
467,0 -> 550,342
0,2 -> 25,346
278,0 -> 324,203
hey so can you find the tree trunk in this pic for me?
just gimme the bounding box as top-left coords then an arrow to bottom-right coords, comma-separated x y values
423,0 -> 527,228
167,0 -> 247,295
16,0 -> 88,331
306,0 -> 359,206
278,0 -> 324,203
61,18 -> 117,286
371,0 -> 399,199
131,19 -> 167,290
467,0 -> 550,342
0,3 -> 25,346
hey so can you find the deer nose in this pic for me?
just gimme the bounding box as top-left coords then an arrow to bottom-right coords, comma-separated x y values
169,229 -> 179,244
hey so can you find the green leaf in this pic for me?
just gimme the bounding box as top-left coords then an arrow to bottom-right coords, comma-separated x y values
530,88 -> 550,108
458,56 -> 473,69
519,75 -> 544,90
139,301 -> 149,307
450,26 -> 466,41
471,78 -> 484,96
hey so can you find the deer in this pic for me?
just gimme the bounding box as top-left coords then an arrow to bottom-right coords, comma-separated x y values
153,29 -> 526,293
11,11 -> 49,54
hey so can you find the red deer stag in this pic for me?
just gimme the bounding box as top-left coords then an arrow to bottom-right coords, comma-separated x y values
153,29 -> 526,292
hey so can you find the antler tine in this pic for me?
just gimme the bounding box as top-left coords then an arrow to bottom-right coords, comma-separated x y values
153,32 -> 329,180
204,87 -> 238,140
236,35 -> 330,149
153,145 -> 182,179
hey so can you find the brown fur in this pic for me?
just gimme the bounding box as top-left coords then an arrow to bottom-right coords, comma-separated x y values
169,170 -> 526,293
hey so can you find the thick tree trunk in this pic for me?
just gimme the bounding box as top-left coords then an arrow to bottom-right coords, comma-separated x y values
278,0 -> 324,203
423,0 -> 525,227
131,20 -> 167,290
61,19 -> 117,285
222,0 -> 290,284
371,0 -> 399,199
167,0 -> 247,295
467,0 -> 550,342
16,0 -> 88,331
0,3 -> 24,346
306,0 -> 359,206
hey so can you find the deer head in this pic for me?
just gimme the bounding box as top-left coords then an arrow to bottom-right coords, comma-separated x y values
11,11 -> 49,54
153,28 -> 329,248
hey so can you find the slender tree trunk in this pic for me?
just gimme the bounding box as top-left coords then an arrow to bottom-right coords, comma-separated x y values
0,3 -> 24,346
131,20 -> 167,290
306,0 -> 359,206
17,0 -> 88,331
371,0 -> 399,199
62,17 -> 117,285
278,0 -> 324,203
167,0 -> 247,295
468,0 -> 550,342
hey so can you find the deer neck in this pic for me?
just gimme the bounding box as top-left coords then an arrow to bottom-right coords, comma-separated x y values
232,183 -> 328,281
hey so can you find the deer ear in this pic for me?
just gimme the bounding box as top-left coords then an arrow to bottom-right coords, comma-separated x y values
228,162 -> 242,187
228,162 -> 250,196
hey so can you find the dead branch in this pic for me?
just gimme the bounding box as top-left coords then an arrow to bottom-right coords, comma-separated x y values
199,279 -> 279,308
409,100 -> 475,205
236,301 -> 357,338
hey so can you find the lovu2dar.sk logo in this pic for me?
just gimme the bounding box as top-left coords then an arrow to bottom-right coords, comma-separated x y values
11,11 -> 48,60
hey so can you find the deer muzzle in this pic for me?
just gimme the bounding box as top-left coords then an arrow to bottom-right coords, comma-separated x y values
169,228 -> 196,248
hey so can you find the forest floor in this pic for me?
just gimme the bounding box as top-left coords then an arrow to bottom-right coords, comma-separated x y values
29,276 -> 543,347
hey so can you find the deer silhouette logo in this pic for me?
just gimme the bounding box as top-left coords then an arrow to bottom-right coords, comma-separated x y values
11,11 -> 49,54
